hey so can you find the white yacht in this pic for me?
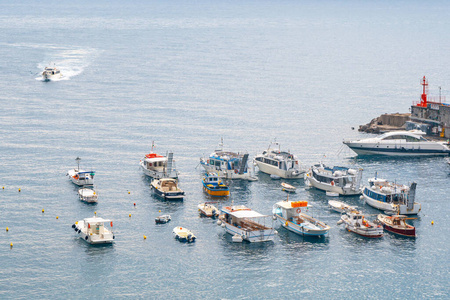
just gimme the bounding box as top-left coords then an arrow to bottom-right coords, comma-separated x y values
304,163 -> 362,196
67,157 -> 95,186
253,142 -> 306,179
200,139 -> 256,180
42,66 -> 62,81
361,175 -> 421,215
139,146 -> 178,179
72,215 -> 114,244
343,130 -> 450,156
218,205 -> 274,242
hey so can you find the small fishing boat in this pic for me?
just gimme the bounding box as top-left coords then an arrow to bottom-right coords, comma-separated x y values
42,65 -> 62,81
173,226 -> 196,243
281,182 -> 296,193
202,172 -> 230,197
361,175 -> 421,215
198,202 -> 219,218
139,144 -> 179,179
72,215 -> 114,244
328,200 -> 357,213
338,209 -> 383,238
200,139 -> 256,180
155,214 -> 171,224
218,205 -> 274,242
67,157 -> 95,186
273,200 -> 330,236
304,163 -> 362,196
151,178 -> 185,201
78,187 -> 98,203
377,214 -> 416,237
253,141 -> 306,178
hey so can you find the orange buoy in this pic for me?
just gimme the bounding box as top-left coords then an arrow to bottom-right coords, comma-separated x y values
110,221 -> 113,227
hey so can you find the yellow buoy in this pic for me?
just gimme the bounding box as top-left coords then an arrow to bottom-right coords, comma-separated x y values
431,220 -> 434,225
94,211 -> 97,215
42,209 -> 45,213
129,214 -> 131,218
6,227 -> 9,232
128,191 -> 130,194
10,243 -> 13,248
18,188 -> 21,192
158,210 -> 161,213
2,187 -> 4,189
143,235 -> 147,240
75,221 -> 78,225
56,216 -> 59,220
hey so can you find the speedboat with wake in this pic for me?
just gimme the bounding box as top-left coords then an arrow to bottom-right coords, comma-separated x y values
343,130 -> 450,156
42,65 -> 62,81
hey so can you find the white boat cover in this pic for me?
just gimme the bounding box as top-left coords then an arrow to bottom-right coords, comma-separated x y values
83,217 -> 110,224
228,210 -> 267,218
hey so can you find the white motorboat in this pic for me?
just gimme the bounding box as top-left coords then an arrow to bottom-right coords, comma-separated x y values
218,205 -> 274,242
139,145 -> 178,179
155,214 -> 171,224
42,65 -> 62,81
281,182 -> 296,193
198,202 -> 219,218
343,130 -> 450,156
338,209 -> 383,238
72,215 -> 114,244
361,175 -> 421,215
78,187 -> 98,203
273,200 -> 330,237
253,141 -> 306,179
328,200 -> 356,213
200,139 -> 256,180
67,157 -> 95,186
173,226 -> 196,243
304,163 -> 362,196
151,178 -> 185,200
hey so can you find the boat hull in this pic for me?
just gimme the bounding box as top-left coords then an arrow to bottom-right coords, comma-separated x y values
74,224 -> 114,244
202,186 -> 229,197
139,161 -> 178,179
254,161 -> 304,179
275,216 -> 329,236
223,222 -> 274,242
152,187 -> 184,200
382,224 -> 416,237
344,142 -> 450,156
200,160 -> 251,180
67,169 -> 94,186
306,176 -> 360,196
363,194 -> 421,215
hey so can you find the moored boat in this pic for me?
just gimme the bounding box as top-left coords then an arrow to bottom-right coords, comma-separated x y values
328,200 -> 357,213
200,139 -> 256,180
155,214 -> 171,224
377,214 -> 416,237
218,205 -> 274,242
304,163 -> 362,196
253,141 -> 306,179
72,215 -> 114,244
281,182 -> 296,193
273,200 -> 330,236
361,175 -> 421,215
151,178 -> 185,201
78,187 -> 98,203
139,144 -> 178,179
67,157 -> 95,186
173,226 -> 196,243
338,209 -> 383,238
202,172 -> 230,197
198,202 -> 219,218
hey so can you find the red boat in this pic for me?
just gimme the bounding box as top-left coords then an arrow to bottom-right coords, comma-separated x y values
377,214 -> 416,237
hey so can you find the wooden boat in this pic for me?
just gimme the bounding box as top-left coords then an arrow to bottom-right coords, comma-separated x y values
202,173 -> 229,197
198,202 -> 219,218
281,182 -> 296,193
173,227 -> 196,243
151,178 -> 185,200
377,214 -> 416,237
155,215 -> 171,224
328,200 -> 356,213
338,209 -> 383,238
78,187 -> 98,203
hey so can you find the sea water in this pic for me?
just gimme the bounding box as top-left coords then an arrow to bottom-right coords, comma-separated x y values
1,0 -> 449,298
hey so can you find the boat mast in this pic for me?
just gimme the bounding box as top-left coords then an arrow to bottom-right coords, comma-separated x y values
75,157 -> 81,171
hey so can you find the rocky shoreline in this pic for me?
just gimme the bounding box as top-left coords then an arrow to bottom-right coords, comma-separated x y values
359,113 -> 410,134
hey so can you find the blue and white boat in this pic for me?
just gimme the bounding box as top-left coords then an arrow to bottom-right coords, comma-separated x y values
202,172 -> 230,197
343,130 -> 450,156
200,139 -> 256,180
304,163 -> 362,196
361,175 -> 421,215
67,157 -> 95,186
273,200 -> 330,236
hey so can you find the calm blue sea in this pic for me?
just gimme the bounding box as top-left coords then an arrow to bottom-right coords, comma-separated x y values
1,0 -> 449,298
